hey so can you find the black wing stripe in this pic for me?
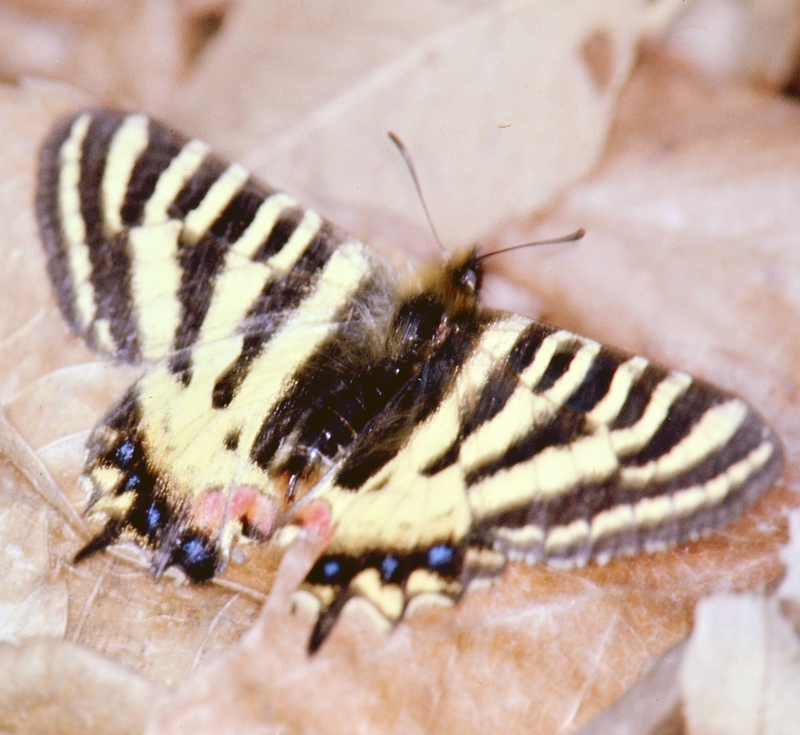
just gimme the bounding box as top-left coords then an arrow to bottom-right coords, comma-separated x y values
210,222 -> 343,407
38,112 -> 106,348
457,365 -> 519,443
466,368 -> 691,518
564,350 -> 621,414
253,209 -> 305,262
99,113 -> 151,237
478,404 -> 773,537
619,379 -> 726,468
617,409 -> 774,499
120,119 -> 185,227
459,347 -> 643,489
138,137 -> 211,227
548,433 -> 779,563
197,201 -> 316,348
483,435 -> 779,567
240,218 -> 337,328
89,113 -> 157,359
610,363 -> 671,429
456,333 -> 600,482
334,317 -> 494,490
617,397 -> 747,486
582,355 -> 649,426
180,160 -> 250,246
37,114 -> 81,330
428,332 -> 604,481
505,321 -> 556,374
169,200 -> 334,385
532,340 -> 582,392
207,179 -> 277,244
90,228 -> 140,360
167,152 -> 229,225
457,321 -> 556,439
79,113 -> 124,249
172,231 -> 232,357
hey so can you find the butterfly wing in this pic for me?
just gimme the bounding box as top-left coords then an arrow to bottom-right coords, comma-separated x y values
300,313 -> 783,650
37,108 -> 365,363
37,109 -> 396,576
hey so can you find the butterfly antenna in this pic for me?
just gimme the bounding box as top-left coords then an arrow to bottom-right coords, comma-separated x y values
476,228 -> 585,262
388,132 -> 447,257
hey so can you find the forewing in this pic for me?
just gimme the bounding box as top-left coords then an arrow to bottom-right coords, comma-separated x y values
36,108 -> 349,363
300,314 -> 783,650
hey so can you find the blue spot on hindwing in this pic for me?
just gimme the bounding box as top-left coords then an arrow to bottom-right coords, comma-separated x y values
427,543 -> 453,570
124,473 -> 141,492
380,555 -> 400,583
176,535 -> 217,581
144,504 -> 161,534
116,441 -> 135,467
322,559 -> 341,582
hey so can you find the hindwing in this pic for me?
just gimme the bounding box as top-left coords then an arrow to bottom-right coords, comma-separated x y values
36,109 -> 784,652
300,317 -> 780,648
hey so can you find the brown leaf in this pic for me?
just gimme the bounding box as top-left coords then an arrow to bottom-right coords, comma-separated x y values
176,0 -> 683,249
0,637 -> 165,735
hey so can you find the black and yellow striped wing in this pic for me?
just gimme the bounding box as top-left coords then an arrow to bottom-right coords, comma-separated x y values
36,109 -> 783,652
301,318 -> 781,648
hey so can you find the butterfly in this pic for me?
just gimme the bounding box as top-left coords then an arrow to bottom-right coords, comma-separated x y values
36,108 -> 784,651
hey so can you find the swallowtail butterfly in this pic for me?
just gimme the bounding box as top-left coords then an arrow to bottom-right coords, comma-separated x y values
37,109 -> 784,652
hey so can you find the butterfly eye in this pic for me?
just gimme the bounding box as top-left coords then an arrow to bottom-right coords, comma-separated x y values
459,266 -> 479,293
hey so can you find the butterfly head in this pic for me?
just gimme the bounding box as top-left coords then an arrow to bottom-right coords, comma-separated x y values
410,248 -> 484,319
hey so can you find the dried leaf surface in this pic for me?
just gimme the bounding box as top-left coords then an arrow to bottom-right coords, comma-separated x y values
0,637 -> 165,735
177,0 -> 684,248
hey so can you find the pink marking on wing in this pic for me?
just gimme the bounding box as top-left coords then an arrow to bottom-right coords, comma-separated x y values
230,485 -> 278,539
291,499 -> 334,543
190,490 -> 227,534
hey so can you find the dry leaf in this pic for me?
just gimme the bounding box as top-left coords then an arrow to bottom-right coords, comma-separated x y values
680,593 -> 800,735
0,1 -> 686,249
0,637 -> 165,735
662,0 -> 800,87
174,0 -> 685,248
